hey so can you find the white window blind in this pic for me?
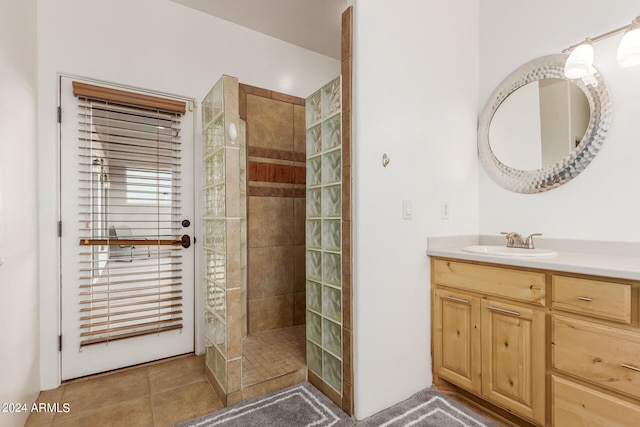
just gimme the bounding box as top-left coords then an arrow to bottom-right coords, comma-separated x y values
73,81 -> 187,347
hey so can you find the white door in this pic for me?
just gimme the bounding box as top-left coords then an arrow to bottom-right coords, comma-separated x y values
59,76 -> 195,380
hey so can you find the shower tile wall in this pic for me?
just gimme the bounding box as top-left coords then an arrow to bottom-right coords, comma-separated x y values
201,75 -> 245,406
239,84 -> 306,334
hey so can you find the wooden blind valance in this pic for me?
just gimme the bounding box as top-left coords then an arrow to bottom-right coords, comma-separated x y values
72,81 -> 186,114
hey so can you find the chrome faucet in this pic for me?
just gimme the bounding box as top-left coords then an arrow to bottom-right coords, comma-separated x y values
501,232 -> 542,249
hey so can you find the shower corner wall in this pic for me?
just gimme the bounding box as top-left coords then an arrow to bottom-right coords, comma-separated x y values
201,75 -> 246,406
306,5 -> 354,416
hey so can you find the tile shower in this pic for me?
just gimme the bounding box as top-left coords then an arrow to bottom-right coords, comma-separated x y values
200,74 -> 345,409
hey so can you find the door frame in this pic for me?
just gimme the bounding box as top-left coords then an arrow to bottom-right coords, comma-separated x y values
52,74 -> 204,384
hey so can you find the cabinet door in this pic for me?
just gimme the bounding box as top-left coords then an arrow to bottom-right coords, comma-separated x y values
481,299 -> 546,425
433,288 -> 481,394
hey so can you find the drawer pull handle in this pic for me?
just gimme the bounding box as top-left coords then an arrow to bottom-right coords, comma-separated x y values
621,363 -> 640,373
486,306 -> 520,317
578,296 -> 593,302
442,296 -> 469,304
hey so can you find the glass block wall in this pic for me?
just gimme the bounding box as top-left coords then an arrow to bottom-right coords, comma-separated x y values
306,76 -> 342,394
201,76 -> 245,401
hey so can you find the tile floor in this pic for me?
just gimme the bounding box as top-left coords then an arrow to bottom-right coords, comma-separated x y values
242,325 -> 306,387
25,355 -> 222,427
26,326 -> 307,427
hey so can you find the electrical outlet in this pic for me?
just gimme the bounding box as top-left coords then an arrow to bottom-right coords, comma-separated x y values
441,201 -> 449,220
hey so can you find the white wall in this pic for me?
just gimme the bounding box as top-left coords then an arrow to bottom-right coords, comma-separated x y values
351,0 -> 480,419
479,0 -> 640,241
37,0 -> 340,390
0,0 -> 41,426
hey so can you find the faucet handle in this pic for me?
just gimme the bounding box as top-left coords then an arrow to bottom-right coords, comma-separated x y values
501,231 -> 521,247
525,233 -> 543,249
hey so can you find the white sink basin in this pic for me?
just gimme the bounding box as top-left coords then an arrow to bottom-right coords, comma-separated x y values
461,245 -> 557,257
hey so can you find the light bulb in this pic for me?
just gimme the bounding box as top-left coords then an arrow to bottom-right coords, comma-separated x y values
564,42 -> 594,79
617,22 -> 640,67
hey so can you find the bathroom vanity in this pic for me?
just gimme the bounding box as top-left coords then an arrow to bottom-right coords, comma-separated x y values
428,237 -> 640,427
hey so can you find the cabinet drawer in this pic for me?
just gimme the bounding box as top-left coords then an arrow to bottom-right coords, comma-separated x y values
433,259 -> 545,305
553,315 -> 640,399
552,275 -> 631,324
553,375 -> 640,427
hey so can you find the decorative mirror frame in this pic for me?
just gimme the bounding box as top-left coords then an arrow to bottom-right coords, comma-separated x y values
478,54 -> 611,193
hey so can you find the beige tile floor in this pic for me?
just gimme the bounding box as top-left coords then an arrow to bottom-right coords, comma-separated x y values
242,325 -> 306,387
26,326 -> 307,427
25,354 -> 222,427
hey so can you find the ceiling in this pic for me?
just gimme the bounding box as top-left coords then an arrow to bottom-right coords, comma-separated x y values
170,0 -> 347,60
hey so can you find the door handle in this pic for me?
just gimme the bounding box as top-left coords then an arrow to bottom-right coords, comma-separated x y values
181,235 -> 191,248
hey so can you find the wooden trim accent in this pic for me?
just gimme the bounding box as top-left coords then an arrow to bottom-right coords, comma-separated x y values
248,161 -> 305,185
79,239 -> 181,246
72,81 -> 186,114
239,83 -> 305,106
340,5 -> 354,417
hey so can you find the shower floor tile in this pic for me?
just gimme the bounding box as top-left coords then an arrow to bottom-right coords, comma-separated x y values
242,325 -> 306,388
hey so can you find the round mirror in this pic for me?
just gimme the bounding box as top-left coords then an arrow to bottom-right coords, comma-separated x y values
478,54 -> 611,193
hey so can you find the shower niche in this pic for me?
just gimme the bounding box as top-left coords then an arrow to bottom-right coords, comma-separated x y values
201,75 -> 344,408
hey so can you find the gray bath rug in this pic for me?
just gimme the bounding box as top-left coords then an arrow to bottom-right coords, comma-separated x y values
176,382 -> 354,427
358,388 -> 497,427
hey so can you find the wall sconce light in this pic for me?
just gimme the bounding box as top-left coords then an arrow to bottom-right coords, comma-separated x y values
563,16 -> 640,78
564,40 -> 594,78
618,18 -> 640,67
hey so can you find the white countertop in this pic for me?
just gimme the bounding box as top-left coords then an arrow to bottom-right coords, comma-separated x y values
426,235 -> 640,281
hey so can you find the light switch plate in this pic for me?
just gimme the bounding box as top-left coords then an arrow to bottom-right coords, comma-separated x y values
403,200 -> 412,220
441,201 -> 449,219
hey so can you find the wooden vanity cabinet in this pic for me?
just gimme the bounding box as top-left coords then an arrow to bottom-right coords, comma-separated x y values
432,259 -> 546,426
432,257 -> 640,426
551,274 -> 640,426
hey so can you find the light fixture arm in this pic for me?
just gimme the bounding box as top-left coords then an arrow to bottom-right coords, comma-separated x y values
563,16 -> 640,53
